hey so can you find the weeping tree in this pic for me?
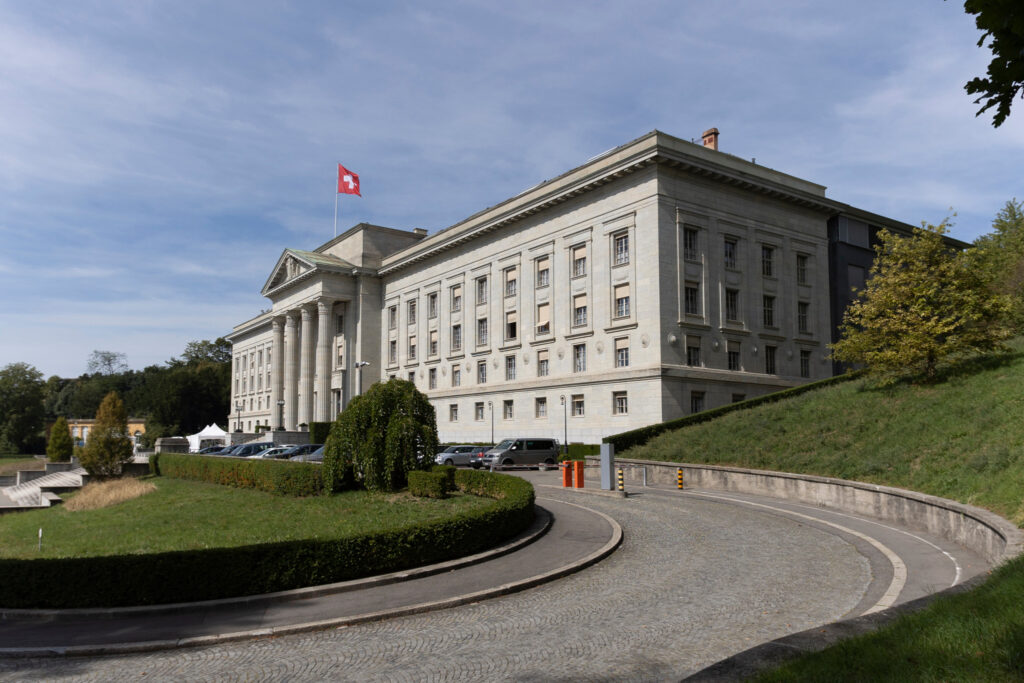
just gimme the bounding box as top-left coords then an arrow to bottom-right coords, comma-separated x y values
79,391 -> 133,477
323,378 -> 438,493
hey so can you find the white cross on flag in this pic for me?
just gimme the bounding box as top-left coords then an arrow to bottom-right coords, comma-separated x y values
337,163 -> 361,196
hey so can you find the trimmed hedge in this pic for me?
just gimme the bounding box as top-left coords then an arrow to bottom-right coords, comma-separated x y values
309,421 -> 332,444
408,470 -> 449,498
604,371 -> 865,452
151,453 -> 324,497
0,470 -> 534,608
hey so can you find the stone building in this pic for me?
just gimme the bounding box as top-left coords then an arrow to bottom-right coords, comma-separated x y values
226,129 -> 920,444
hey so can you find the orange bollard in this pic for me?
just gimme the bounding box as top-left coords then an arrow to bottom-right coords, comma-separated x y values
572,460 -> 585,488
562,461 -> 572,487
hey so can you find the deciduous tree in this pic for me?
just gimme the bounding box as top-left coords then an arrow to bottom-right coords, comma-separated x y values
86,350 -> 128,376
80,391 -> 133,477
969,198 -> 1024,328
0,362 -> 45,454
962,0 -> 1024,127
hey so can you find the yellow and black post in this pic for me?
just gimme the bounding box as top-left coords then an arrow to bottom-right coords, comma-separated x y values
617,467 -> 624,492
677,468 -> 684,490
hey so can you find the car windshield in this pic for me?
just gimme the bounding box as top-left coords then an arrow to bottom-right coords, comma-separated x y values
495,439 -> 515,449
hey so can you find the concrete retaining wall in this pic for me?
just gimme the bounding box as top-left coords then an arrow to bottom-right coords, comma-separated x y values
605,458 -> 1024,566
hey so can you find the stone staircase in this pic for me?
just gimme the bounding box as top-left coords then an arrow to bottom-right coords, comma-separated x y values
0,462 -> 89,512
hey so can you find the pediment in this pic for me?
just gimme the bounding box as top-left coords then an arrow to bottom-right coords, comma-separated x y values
261,249 -> 356,296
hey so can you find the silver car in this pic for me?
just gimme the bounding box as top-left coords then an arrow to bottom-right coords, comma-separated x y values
435,445 -> 484,466
478,438 -> 559,468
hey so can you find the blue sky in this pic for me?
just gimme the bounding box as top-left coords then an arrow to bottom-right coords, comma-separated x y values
1,1 -> 1021,378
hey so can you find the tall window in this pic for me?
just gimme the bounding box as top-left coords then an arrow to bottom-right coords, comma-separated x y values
408,300 -> 417,325
407,371 -> 415,383
573,294 -> 587,327
727,340 -> 741,371
573,343 -> 586,373
572,244 -> 587,277
798,302 -> 810,333
536,256 -> 550,288
476,276 -> 488,305
536,302 -> 550,335
684,227 -> 699,261
475,402 -> 485,420
389,340 -> 397,365
686,338 -> 701,367
535,397 -> 547,417
684,283 -> 700,316
765,345 -> 777,374
761,245 -> 774,277
690,391 -> 705,414
408,335 -> 417,361
614,232 -> 629,265
452,365 -> 461,387
724,237 -> 738,269
613,391 -> 628,415
800,349 -> 811,378
429,330 -> 438,356
504,266 -> 518,297
505,311 -> 518,341
615,337 -> 629,367
505,354 -> 516,380
571,394 -> 585,416
503,399 -> 514,419
477,360 -> 487,383
388,306 -> 397,330
428,367 -> 437,389
796,254 -> 809,285
614,284 -> 631,318
477,317 -> 488,345
725,289 -> 739,322
537,349 -> 549,377
428,292 -> 438,319
449,404 -> 459,421
451,284 -> 462,312
762,295 -> 775,328
452,324 -> 462,352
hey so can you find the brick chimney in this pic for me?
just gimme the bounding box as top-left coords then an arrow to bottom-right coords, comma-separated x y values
701,127 -> 719,151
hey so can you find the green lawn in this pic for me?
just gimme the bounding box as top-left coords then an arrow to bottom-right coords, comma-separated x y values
0,476 -> 496,559
0,456 -> 42,476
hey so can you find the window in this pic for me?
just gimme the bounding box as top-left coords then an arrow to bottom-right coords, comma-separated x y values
452,324 -> 462,352
614,283 -> 630,318
536,256 -> 550,288
476,276 -> 488,305
686,338 -> 701,367
797,254 -> 808,285
690,391 -> 705,414
407,371 -> 415,383
848,265 -> 866,293
537,349 -> 549,377
535,397 -> 547,417
449,404 -> 459,421
505,354 -> 516,380
573,294 -> 588,327
504,266 -> 518,297
798,302 -> 810,333
800,349 -> 811,378
724,237 -> 738,269
573,343 -> 586,373
452,365 -> 461,387
684,227 -> 699,261
408,300 -> 417,325
408,335 -> 417,360
761,245 -> 774,277
503,399 -> 514,419
613,391 -> 628,415
388,306 -> 397,330
477,360 -> 487,383
451,284 -> 462,312
571,394 -> 585,416
428,367 -> 437,389
732,393 -> 746,403
505,311 -> 518,341
615,337 -> 629,367
572,244 -> 587,277
389,340 -> 397,365
429,329 -> 438,356
727,340 -> 741,371
684,282 -> 700,316
536,302 -> 550,335
477,317 -> 488,346
427,292 -> 438,319
762,295 -> 775,328
765,345 -> 777,374
475,402 -> 485,421
725,289 -> 739,322
614,232 -> 629,265
336,344 -> 344,367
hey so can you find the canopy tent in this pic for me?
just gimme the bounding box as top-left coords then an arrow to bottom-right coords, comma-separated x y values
187,424 -> 228,452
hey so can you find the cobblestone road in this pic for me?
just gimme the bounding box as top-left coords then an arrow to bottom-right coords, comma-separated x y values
0,485 -> 874,681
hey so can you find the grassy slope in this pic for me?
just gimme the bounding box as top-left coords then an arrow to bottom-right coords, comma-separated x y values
0,477 -> 494,559
621,341 -> 1024,681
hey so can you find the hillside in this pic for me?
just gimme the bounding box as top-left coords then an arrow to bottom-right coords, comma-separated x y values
622,338 -> 1024,525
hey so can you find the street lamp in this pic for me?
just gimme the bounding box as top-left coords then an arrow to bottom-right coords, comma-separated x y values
276,399 -> 285,431
234,401 -> 243,433
487,400 -> 494,445
354,361 -> 371,395
560,395 -> 567,455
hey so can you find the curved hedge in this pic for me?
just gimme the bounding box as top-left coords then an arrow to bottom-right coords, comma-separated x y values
0,469 -> 534,609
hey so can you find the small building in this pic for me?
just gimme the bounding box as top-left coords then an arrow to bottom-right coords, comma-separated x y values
63,418 -> 147,449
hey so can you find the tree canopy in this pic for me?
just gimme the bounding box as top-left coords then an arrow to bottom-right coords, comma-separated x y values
0,363 -> 45,454
86,350 -> 128,375
969,198 -> 1024,328
79,391 -> 134,477
962,0 -> 1024,127
830,220 -> 1012,383
46,416 -> 74,462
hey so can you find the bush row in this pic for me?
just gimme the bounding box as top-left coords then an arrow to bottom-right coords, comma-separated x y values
150,453 -> 324,497
604,371 -> 865,452
0,470 -> 535,608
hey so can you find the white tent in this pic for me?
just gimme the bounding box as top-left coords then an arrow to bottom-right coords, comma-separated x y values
187,424 -> 228,452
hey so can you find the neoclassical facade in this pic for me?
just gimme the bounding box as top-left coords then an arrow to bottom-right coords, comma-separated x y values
227,129 -> 918,444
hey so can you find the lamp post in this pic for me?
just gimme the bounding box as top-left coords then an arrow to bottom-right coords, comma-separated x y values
560,395 -> 567,455
276,399 -> 285,431
354,361 -> 371,395
234,401 -> 243,433
487,400 -> 494,445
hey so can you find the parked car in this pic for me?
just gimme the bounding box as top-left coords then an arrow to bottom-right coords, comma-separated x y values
205,445 -> 237,455
290,445 -> 324,463
279,443 -> 323,459
476,438 -> 560,469
196,445 -> 226,454
435,444 -> 482,466
248,446 -> 291,459
229,442 -> 274,458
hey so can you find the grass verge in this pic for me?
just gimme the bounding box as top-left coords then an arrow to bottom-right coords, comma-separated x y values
63,478 -> 157,512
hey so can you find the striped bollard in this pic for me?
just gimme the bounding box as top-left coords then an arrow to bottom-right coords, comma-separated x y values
677,468 -> 684,490
617,467 -> 624,492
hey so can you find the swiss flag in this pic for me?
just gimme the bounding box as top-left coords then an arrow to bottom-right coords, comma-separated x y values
337,163 -> 361,196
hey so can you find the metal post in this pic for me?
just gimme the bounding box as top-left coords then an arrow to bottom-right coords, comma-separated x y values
600,442 -> 615,490
560,395 -> 567,455
235,401 -> 243,432
354,360 -> 370,395
617,467 -> 624,492
488,400 -> 494,444
677,468 -> 684,490
276,400 -> 285,431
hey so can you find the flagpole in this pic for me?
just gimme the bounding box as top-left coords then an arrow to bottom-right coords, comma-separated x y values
334,190 -> 339,238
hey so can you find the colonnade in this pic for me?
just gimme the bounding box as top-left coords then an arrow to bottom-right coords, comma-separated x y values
270,299 -> 339,431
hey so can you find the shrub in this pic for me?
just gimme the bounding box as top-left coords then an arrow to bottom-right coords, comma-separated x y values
309,421 -> 331,444
79,391 -> 133,477
324,378 -> 438,493
46,416 -> 74,462
434,464 -> 456,491
408,470 -> 449,498
156,453 -> 324,497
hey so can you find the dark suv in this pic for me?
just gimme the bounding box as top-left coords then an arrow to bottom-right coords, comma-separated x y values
478,438 -> 559,468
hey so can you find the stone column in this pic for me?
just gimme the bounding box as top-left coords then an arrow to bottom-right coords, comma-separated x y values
298,305 -> 315,427
315,299 -> 332,422
270,316 -> 284,429
284,312 -> 299,431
